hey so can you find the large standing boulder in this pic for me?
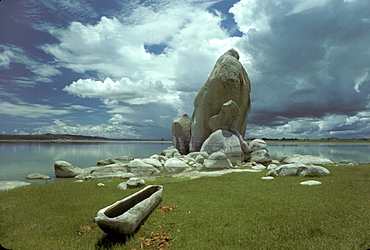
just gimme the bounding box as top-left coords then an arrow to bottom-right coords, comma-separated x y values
172,113 -> 192,155
200,129 -> 243,165
189,49 -> 251,152
280,154 -> 335,165
54,161 -> 84,178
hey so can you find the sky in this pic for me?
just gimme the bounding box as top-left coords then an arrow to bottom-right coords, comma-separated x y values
0,0 -> 369,139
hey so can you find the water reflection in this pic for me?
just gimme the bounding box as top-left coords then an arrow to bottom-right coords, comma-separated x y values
0,141 -> 171,182
268,142 -> 370,163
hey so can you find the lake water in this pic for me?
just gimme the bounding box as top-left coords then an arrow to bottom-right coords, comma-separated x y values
0,141 -> 369,182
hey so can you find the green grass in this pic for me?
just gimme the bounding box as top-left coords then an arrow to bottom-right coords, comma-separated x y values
1,165 -> 370,249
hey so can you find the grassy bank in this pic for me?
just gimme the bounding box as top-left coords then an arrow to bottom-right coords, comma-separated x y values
1,165 -> 369,249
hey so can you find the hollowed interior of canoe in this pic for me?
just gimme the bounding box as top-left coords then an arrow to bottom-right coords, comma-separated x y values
104,186 -> 160,218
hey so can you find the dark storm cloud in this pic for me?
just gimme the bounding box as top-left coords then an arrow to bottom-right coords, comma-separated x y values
237,0 -> 370,133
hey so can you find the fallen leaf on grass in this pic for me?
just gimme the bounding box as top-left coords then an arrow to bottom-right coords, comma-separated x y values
78,225 -> 92,235
140,232 -> 172,249
156,204 -> 178,213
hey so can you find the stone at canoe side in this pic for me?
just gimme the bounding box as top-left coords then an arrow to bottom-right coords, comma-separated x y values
0,181 -> 31,191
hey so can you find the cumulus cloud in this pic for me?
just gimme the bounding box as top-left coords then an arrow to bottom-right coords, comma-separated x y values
64,77 -> 177,105
43,1 -> 237,118
35,117 -> 138,139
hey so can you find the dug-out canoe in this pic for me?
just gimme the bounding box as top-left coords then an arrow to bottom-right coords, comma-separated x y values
93,185 -> 163,235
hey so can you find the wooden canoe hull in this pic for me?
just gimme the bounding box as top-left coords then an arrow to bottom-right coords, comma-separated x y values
93,185 -> 163,235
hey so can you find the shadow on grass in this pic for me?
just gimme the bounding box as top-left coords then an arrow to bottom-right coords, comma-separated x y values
96,233 -> 130,250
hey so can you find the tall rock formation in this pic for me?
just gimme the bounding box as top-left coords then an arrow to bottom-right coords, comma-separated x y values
172,114 -> 191,155
189,49 -> 251,152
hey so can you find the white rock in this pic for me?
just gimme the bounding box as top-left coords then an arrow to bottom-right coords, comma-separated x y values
97,183 -> 105,187
300,180 -> 322,185
251,164 -> 266,170
261,176 -> 274,180
127,177 -> 145,189
127,159 -> 161,176
97,158 -> 116,166
266,163 -> 331,177
195,154 -> 205,164
267,164 -> 278,170
115,156 -> 134,162
248,139 -> 268,152
280,154 -> 335,165
121,173 -> 135,179
0,181 -> 31,191
75,180 -> 84,183
250,149 -> 272,166
164,158 -> 193,173
54,161 -> 83,178
204,151 -> 233,170
26,173 -> 51,180
142,158 -> 164,171
161,146 -> 181,158
200,129 -> 243,165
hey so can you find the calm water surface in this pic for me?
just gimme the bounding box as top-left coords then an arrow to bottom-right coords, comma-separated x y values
0,141 -> 369,182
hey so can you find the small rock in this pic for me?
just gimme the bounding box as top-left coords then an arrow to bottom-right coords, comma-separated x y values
250,149 -> 272,166
203,151 -> 232,170
267,163 -> 330,177
164,158 -> 193,172
97,158 -> 116,166
115,156 -> 134,162
117,182 -> 128,190
261,176 -> 274,180
338,160 -> 357,166
75,180 -> 84,183
126,177 -> 145,189
121,173 -> 135,179
300,180 -> 322,186
97,183 -> 105,187
280,154 -> 335,165
249,139 -> 268,151
267,164 -> 278,170
142,158 -> 164,171
251,163 -> 266,170
26,173 -> 51,180
0,181 -> 31,191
